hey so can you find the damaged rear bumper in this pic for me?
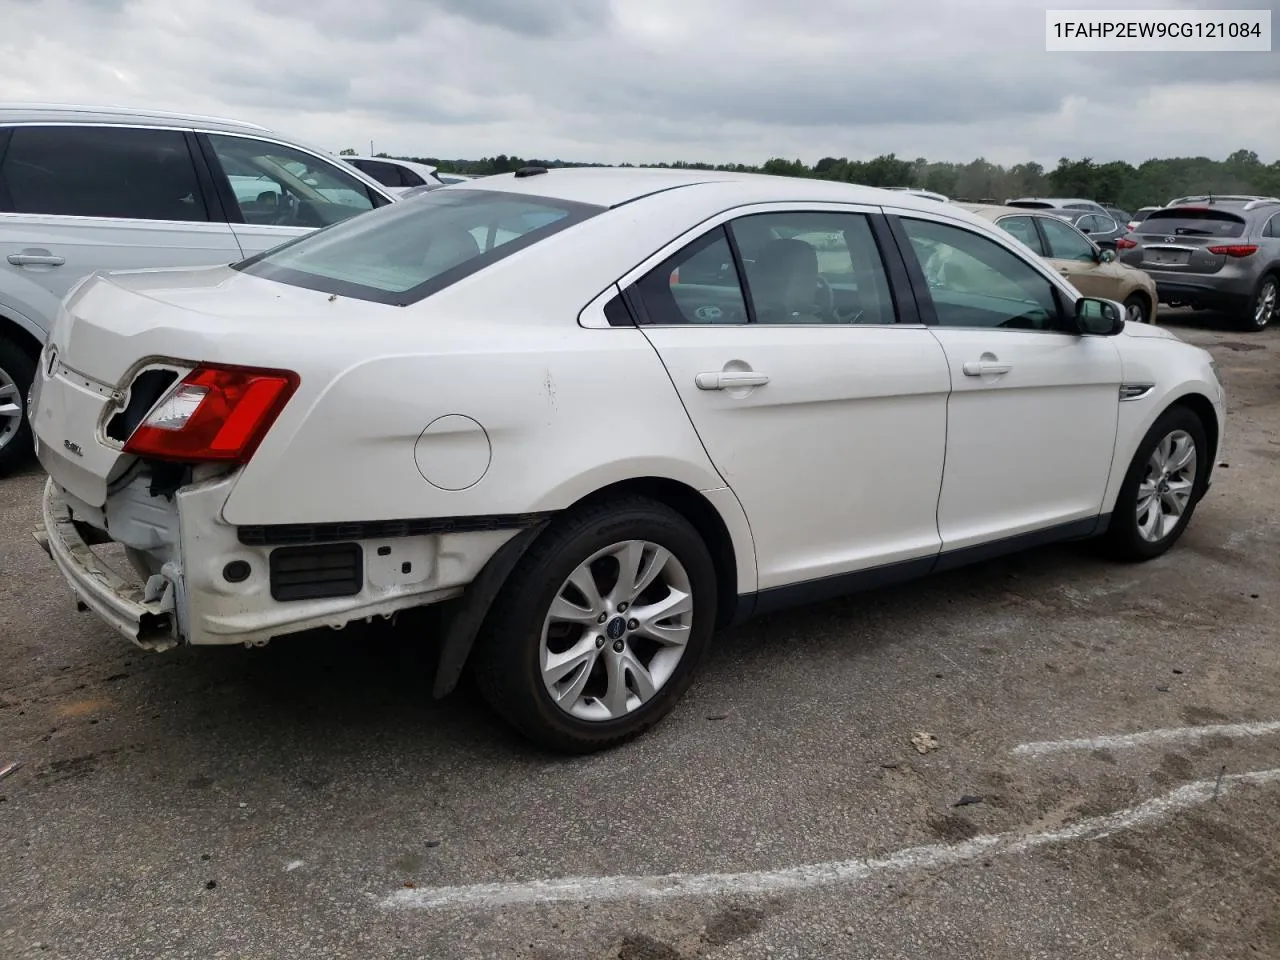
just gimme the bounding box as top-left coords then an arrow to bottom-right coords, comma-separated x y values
33,478 -> 178,651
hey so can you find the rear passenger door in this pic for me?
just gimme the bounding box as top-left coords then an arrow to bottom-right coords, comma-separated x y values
198,133 -> 392,256
0,124 -> 242,336
623,205 -> 952,600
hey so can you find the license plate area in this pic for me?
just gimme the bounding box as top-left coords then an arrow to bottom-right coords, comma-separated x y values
1148,249 -> 1190,266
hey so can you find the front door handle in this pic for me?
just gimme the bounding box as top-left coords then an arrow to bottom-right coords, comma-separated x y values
1057,266 -> 1071,275
7,252 -> 66,266
962,360 -> 1012,377
695,371 -> 770,391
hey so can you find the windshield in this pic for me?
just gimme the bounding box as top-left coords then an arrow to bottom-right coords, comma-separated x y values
1141,208 -> 1247,238
235,188 -> 603,305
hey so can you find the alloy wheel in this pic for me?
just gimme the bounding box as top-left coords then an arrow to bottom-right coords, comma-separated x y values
1256,277 -> 1277,329
0,363 -> 23,453
540,539 -> 693,721
1124,300 -> 1147,324
1136,429 -> 1197,543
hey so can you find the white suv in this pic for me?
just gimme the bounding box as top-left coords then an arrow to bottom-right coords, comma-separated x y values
0,103 -> 397,473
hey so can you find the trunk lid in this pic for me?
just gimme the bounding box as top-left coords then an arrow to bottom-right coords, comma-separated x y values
1135,207 -> 1249,275
30,264 -> 373,507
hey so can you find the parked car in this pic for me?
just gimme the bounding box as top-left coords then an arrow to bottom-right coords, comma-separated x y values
1004,197 -> 1109,215
1045,209 -> 1127,251
30,169 -> 1223,752
1166,194 -> 1270,208
0,103 -> 398,474
437,172 -> 479,185
1126,206 -> 1161,232
342,154 -> 445,194
1122,197 -> 1280,330
1104,205 -> 1132,225
886,187 -> 950,202
958,204 -> 1158,324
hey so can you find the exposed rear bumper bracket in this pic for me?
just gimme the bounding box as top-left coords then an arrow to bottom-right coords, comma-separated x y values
34,478 -> 179,652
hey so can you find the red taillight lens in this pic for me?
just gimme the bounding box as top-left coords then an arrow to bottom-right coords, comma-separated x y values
1115,237 -> 1138,249
123,364 -> 299,464
1206,244 -> 1258,258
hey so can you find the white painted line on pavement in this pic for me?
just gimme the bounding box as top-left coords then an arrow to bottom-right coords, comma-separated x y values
382,767 -> 1280,911
1011,721 -> 1280,759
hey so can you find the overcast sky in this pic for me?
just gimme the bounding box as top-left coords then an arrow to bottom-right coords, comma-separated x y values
2,0 -> 1277,167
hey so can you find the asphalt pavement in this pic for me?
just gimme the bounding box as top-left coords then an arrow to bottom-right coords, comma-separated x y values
2,309 -> 1278,959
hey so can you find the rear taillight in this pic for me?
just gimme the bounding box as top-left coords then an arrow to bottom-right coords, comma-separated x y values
1115,237 -> 1138,249
123,364 -> 299,464
1206,244 -> 1258,258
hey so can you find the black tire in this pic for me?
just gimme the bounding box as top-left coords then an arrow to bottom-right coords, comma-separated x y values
1101,406 -> 1209,562
472,497 -> 718,754
1122,293 -> 1151,324
1238,273 -> 1277,332
0,337 -> 37,477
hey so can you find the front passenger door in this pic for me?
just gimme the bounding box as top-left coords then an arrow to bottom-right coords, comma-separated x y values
1038,215 -> 1112,298
896,215 -> 1122,554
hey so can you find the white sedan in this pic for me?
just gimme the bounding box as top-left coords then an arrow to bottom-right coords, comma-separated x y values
29,168 -> 1225,753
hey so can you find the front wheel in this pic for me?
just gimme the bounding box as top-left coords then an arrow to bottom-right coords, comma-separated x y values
1101,406 -> 1209,562
472,497 -> 718,753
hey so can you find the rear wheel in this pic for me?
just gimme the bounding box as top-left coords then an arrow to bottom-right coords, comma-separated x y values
1240,273 -> 1277,331
1101,406 -> 1208,562
473,497 -> 717,754
1122,294 -> 1150,324
0,338 -> 36,477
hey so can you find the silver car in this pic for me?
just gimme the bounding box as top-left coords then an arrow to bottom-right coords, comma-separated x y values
1121,198 -> 1280,331
0,103 -> 398,473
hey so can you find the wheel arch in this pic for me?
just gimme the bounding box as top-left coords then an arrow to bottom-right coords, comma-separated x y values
567,476 -> 744,629
0,310 -> 44,360
1168,391 -> 1220,481
431,474 -> 753,698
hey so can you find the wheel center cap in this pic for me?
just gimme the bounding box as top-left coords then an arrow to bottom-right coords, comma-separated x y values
605,617 -> 628,641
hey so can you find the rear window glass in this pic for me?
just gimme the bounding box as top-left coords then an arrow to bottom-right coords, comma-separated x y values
235,188 -> 603,305
1142,209 -> 1246,238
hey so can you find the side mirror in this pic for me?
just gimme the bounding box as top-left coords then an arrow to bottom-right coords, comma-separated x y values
1075,297 -> 1126,336
1098,248 -> 1116,263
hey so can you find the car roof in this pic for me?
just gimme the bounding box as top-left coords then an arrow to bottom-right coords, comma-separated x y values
450,166 -> 967,213
1005,197 -> 1100,207
957,203 -> 1058,221
345,154 -> 437,171
0,101 -> 271,134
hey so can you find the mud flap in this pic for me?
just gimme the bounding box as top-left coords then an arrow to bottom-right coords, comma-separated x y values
432,522 -> 549,698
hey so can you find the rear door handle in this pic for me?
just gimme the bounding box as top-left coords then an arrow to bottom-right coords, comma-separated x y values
8,253 -> 66,266
962,360 -> 1012,377
695,371 -> 770,391
1057,266 -> 1071,275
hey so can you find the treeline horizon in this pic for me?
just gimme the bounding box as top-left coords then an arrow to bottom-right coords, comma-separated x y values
353,148 -> 1280,212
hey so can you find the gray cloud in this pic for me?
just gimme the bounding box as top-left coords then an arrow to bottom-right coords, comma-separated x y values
0,0 -> 1276,167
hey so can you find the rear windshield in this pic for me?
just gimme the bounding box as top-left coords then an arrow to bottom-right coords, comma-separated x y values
1141,208 -> 1246,238
235,188 -> 604,305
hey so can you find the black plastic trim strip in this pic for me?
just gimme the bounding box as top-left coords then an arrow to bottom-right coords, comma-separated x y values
183,130 -> 229,224
238,511 -> 556,547
867,212 -> 921,325
193,132 -> 248,225
884,214 -> 938,325
742,515 -> 1106,619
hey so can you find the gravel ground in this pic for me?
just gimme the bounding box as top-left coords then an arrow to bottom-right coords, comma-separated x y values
1,309 -> 1278,959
